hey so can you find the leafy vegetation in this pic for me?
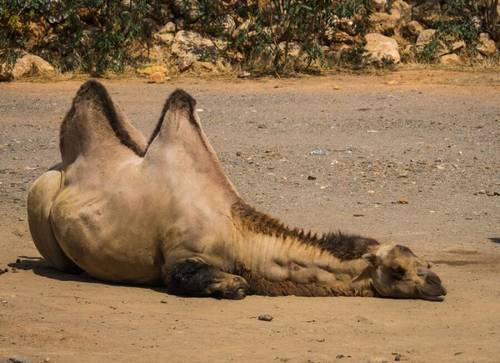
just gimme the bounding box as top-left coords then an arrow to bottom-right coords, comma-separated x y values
0,0 -> 155,75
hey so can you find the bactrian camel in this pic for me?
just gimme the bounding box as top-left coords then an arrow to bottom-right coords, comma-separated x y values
27,80 -> 447,301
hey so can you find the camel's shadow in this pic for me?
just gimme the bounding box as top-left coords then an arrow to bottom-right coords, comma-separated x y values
8,256 -> 171,294
9,256 -> 96,283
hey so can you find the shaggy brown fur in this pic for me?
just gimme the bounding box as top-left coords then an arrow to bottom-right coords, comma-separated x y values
59,80 -> 145,157
233,261 -> 374,297
232,200 -> 379,261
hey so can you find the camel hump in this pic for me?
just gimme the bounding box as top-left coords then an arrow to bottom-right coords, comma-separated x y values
147,89 -> 200,145
60,80 -> 147,166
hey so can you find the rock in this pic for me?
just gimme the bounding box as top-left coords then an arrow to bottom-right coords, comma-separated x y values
310,149 -> 328,156
369,12 -> 398,34
215,14 -> 236,37
307,175 -> 317,180
440,53 -> 461,65
172,0 -> 201,23
391,0 -> 411,23
450,40 -> 466,52
416,29 -> 436,49
404,20 -> 424,39
396,197 -> 409,204
258,314 -> 273,322
364,33 -> 401,64
10,54 -> 55,79
138,65 -> 168,83
278,41 -> 302,59
325,30 -> 354,44
412,0 -> 441,22
162,22 -> 176,33
238,71 -> 251,78
147,72 -> 167,84
370,0 -> 387,12
476,33 -> 497,56
154,32 -> 175,45
171,30 -> 218,71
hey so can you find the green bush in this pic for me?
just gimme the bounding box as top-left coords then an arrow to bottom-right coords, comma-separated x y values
0,0 -> 156,75
192,0 -> 372,74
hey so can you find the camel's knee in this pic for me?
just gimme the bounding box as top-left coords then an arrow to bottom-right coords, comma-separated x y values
27,169 -> 80,273
167,259 -> 249,299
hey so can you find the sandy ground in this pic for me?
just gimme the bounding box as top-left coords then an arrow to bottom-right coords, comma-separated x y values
0,70 -> 499,363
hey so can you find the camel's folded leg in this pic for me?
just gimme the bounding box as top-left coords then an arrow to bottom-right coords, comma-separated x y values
27,168 -> 81,273
167,258 -> 249,299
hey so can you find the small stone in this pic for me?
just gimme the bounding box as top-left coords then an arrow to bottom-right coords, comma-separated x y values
310,148 -> 328,156
476,33 -> 497,56
396,197 -> 409,204
440,54 -> 461,65
258,314 -> 273,322
147,72 -> 167,84
307,175 -> 317,180
160,300 -> 168,304
238,71 -> 251,78
416,29 -> 436,49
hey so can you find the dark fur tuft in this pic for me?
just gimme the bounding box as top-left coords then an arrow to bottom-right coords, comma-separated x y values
60,80 -> 145,156
232,200 -> 379,261
147,89 -> 198,146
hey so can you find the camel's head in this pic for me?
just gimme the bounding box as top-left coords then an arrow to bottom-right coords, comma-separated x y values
362,244 -> 447,301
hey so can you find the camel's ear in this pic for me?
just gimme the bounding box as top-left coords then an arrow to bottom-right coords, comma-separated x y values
362,253 -> 378,267
60,80 -> 146,165
147,89 -> 199,146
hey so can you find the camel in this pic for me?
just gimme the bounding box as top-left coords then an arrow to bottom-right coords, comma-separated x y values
27,80 -> 447,301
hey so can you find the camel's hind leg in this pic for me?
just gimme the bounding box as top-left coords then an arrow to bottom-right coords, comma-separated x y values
167,259 -> 249,299
27,168 -> 80,273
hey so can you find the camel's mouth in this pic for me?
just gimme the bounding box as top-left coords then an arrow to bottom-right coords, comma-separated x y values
419,285 -> 447,302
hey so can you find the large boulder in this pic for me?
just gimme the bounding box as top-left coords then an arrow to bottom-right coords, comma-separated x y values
8,54 -> 55,80
364,33 -> 401,64
476,33 -> 497,56
171,30 -> 220,71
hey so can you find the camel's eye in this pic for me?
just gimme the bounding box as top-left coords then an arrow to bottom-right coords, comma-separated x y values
391,266 -> 406,279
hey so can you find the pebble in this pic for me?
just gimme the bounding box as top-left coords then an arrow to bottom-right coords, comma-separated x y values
307,175 -> 317,180
238,71 -> 251,78
258,314 -> 273,322
394,197 -> 409,204
310,148 -> 328,156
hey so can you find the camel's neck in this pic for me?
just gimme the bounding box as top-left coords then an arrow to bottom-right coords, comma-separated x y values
230,202 -> 378,297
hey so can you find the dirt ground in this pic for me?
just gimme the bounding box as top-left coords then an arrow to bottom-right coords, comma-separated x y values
0,70 -> 499,363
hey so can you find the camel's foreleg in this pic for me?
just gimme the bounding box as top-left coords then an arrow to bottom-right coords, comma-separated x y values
167,258 -> 249,299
